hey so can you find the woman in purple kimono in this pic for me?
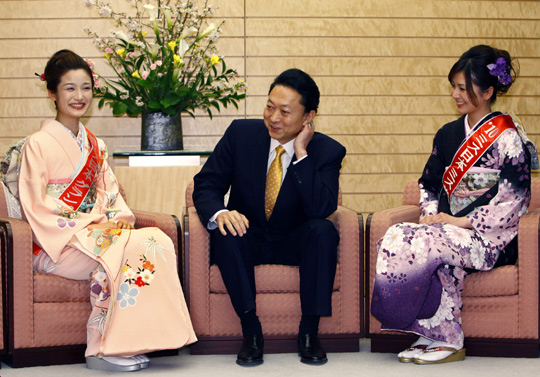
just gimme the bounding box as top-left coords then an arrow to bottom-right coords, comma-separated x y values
371,45 -> 533,364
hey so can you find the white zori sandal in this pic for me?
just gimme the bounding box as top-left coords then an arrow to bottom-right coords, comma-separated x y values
413,341 -> 466,364
398,337 -> 432,363
86,355 -> 149,372
133,354 -> 150,369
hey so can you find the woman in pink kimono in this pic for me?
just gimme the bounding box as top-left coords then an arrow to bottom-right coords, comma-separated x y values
371,45 -> 534,364
18,50 -> 196,372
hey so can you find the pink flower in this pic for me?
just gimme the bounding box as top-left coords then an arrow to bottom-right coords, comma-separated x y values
156,60 -> 162,67
94,76 -> 100,88
150,63 -> 157,70
105,47 -> 113,54
127,52 -> 136,59
141,70 -> 149,80
84,58 -> 95,68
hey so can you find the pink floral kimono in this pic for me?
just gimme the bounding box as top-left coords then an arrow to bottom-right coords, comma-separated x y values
18,119 -> 196,356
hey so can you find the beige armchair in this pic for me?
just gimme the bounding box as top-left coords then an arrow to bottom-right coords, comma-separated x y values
0,182 -> 182,367
183,181 -> 363,354
366,178 -> 540,357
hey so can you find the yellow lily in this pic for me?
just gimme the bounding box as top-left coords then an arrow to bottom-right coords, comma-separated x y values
173,54 -> 183,67
116,48 -> 126,59
211,55 -> 220,66
132,70 -> 141,79
168,41 -> 177,52
104,52 -> 111,62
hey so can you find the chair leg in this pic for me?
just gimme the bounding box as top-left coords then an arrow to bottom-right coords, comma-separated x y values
3,344 -> 86,368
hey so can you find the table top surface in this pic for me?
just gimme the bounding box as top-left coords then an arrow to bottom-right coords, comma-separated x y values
113,150 -> 212,157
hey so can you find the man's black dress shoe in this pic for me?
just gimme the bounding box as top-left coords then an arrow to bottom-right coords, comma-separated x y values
236,334 -> 264,367
298,334 -> 328,365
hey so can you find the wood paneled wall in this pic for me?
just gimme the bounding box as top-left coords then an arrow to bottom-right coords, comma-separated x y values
2,0 -> 539,215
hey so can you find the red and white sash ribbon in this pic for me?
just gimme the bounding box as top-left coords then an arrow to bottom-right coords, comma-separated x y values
443,114 -> 515,198
58,127 -> 103,210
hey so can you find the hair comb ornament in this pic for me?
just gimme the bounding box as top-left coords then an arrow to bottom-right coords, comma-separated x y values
487,58 -> 512,85
35,72 -> 45,81
84,58 -> 100,88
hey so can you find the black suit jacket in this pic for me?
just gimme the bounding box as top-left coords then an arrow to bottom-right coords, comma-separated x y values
193,119 -> 346,241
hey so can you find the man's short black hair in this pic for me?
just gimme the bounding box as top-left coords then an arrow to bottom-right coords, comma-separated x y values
269,68 -> 320,113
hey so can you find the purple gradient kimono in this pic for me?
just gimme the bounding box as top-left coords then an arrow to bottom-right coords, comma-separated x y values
371,112 -> 531,347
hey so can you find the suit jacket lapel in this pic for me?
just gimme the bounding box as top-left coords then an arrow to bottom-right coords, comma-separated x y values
270,166 -> 295,222
249,130 -> 270,222
268,150 -> 301,223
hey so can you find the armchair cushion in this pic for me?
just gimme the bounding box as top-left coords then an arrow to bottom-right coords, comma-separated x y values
33,274 -> 89,303
463,266 -> 518,298
210,264 -> 341,294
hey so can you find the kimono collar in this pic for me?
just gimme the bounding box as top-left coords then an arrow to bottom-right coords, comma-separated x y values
40,119 -> 88,178
56,121 -> 85,151
464,112 -> 497,136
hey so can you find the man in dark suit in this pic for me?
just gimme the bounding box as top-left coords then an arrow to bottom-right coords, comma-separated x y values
193,69 -> 346,366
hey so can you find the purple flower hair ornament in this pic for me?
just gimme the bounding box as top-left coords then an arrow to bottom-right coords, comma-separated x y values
487,58 -> 512,85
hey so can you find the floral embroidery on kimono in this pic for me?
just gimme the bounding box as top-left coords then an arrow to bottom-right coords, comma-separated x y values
140,236 -> 169,261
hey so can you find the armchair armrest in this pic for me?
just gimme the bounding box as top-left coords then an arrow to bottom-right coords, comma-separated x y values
516,207 -> 540,338
367,205 -> 420,257
327,205 -> 361,261
0,217 -> 34,349
366,205 -> 419,335
327,205 -> 363,335
184,206 -> 211,334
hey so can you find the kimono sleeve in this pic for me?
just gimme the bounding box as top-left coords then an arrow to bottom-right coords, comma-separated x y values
466,128 -> 532,250
418,129 -> 446,220
91,140 -> 135,225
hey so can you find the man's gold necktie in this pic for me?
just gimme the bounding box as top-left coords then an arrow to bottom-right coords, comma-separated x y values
265,145 -> 286,220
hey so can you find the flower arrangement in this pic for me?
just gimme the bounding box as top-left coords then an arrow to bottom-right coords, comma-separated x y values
83,0 -> 246,118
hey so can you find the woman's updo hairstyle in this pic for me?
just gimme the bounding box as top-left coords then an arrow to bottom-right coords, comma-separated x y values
44,49 -> 94,92
448,44 -> 518,106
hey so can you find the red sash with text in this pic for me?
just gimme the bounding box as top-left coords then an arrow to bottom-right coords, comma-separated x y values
58,127 -> 103,210
443,114 -> 515,198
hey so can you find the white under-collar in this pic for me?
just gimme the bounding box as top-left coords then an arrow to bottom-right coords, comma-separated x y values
464,113 -> 493,135
269,137 -> 296,158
